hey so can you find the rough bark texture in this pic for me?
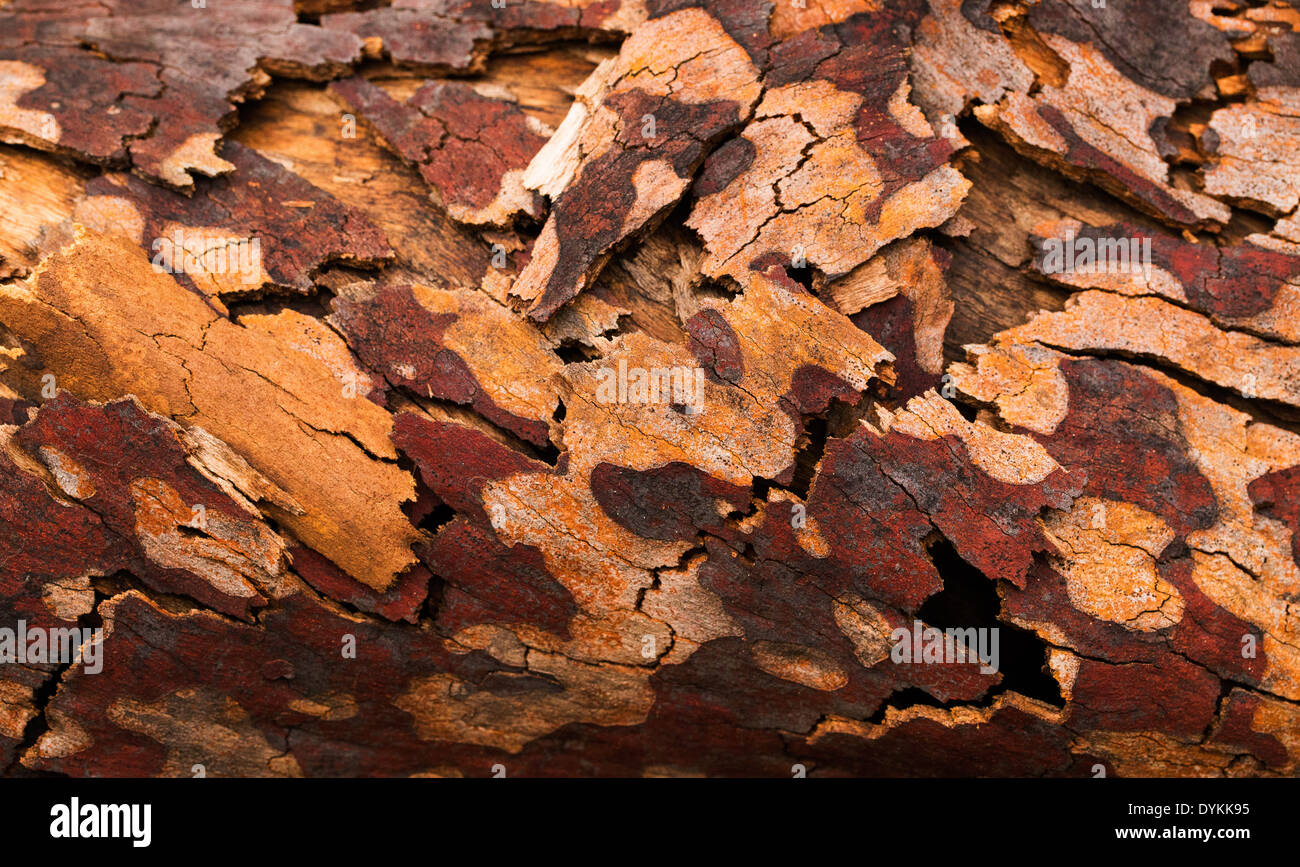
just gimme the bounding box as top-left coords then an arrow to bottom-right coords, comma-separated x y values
1,0 -> 1299,778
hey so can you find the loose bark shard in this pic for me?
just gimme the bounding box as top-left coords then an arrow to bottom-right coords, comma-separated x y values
1029,219 -> 1300,343
689,10 -> 969,281
835,238 -> 955,399
331,282 -> 562,447
16,396 -> 288,619
512,7 -> 763,320
0,231 -> 421,590
1,0 -> 367,189
1006,290 -> 1300,408
74,141 -> 392,305
914,0 -> 1233,228
321,0 -> 644,73
330,76 -> 549,225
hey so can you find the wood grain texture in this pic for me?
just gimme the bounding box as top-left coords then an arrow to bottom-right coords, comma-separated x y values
0,0 -> 1298,778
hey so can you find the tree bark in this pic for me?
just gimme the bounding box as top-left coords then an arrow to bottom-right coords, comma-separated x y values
0,0 -> 1298,777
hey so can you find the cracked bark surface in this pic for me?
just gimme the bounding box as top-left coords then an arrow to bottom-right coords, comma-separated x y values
1,0 -> 1299,778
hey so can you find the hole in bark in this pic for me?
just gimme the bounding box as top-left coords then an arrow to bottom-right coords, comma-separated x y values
419,502 -> 456,535
788,416 -> 827,498
552,340 -> 596,363
919,537 -> 1064,707
8,665 -> 64,777
952,400 -> 979,423
784,262 -> 814,291
865,686 -> 949,722
1,397 -> 33,426
825,391 -> 876,438
421,571 -> 446,624
695,276 -> 742,301
225,289 -> 336,324
532,439 -> 561,465
296,0 -> 389,25
89,570 -> 203,616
